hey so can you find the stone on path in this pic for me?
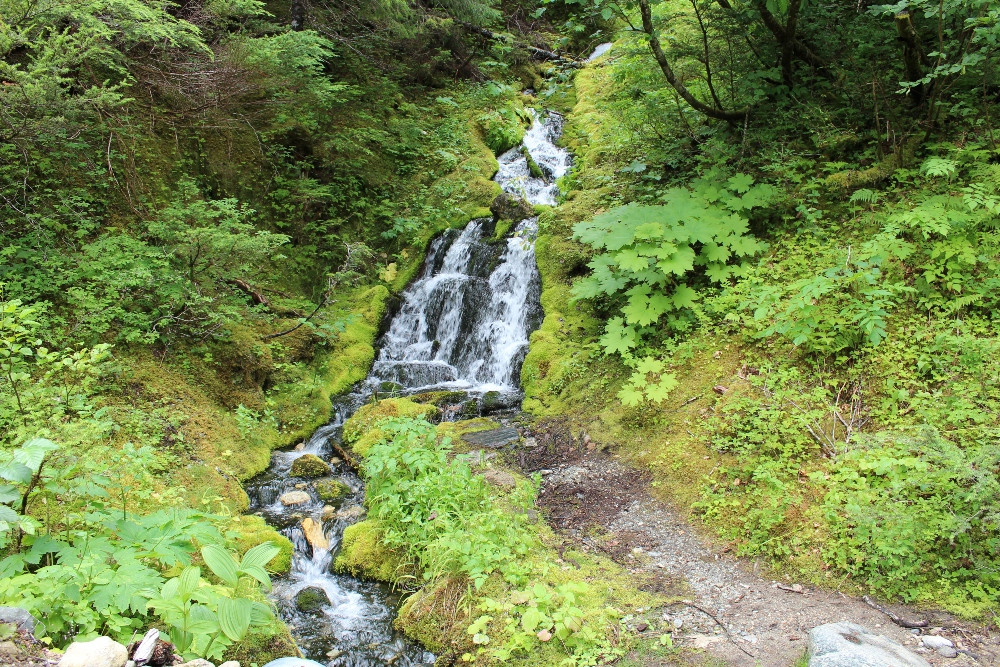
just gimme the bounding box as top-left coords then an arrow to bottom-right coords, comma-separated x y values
808,622 -> 931,667
461,427 -> 519,449
59,637 -> 129,667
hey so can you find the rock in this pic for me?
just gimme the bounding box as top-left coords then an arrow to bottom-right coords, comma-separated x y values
294,442 -> 305,451
290,454 -> 331,479
921,636 -> 953,650
314,477 -> 350,501
219,661 -> 241,667
936,647 -> 958,658
329,456 -> 342,465
480,391 -> 502,413
482,469 -> 517,490
0,606 -> 38,636
294,483 -> 307,489
294,586 -> 331,613
279,490 -> 310,506
321,505 -> 336,521
301,517 -> 329,551
490,192 -> 535,222
177,661 -> 214,667
673,618 -> 683,630
808,622 -> 931,667
336,504 -> 366,520
262,660 -> 327,667
128,628 -> 159,664
461,427 -> 519,449
59,637 -> 129,667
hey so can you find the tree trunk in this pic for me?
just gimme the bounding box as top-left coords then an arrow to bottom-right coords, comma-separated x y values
639,0 -> 747,123
291,0 -> 305,30
895,10 -> 926,103
780,0 -> 803,85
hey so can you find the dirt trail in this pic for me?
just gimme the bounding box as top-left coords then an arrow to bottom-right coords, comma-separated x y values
517,424 -> 999,666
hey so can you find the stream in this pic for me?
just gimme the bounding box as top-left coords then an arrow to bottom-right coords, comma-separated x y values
245,109 -> 571,666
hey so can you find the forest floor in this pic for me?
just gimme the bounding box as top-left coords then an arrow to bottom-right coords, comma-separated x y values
516,419 -> 1000,666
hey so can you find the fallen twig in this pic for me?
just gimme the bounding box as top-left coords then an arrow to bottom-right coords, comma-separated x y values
668,600 -> 756,658
863,595 -> 929,629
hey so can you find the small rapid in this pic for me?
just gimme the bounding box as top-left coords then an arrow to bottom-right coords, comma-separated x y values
245,109 -> 570,665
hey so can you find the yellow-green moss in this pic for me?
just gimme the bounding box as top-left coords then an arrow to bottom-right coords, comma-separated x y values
435,417 -> 500,448
229,514 -> 294,574
342,398 -> 441,456
334,519 -> 406,581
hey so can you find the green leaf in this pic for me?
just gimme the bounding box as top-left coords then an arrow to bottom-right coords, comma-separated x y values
218,597 -> 252,641
240,542 -> 280,570
0,463 -> 32,485
201,545 -> 239,587
599,318 -> 637,355
727,173 -> 755,193
0,485 -> 20,504
671,284 -> 699,309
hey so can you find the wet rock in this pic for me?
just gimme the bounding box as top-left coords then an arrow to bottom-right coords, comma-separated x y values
462,427 -> 519,449
0,606 -> 38,636
480,391 -> 502,413
279,490 -> 310,506
808,622 -> 930,667
301,517 -> 329,551
336,504 -> 366,520
321,505 -> 336,521
294,587 -> 330,613
314,477 -> 350,501
490,192 -> 534,222
59,637 -> 128,667
290,454 -> 331,479
482,469 -> 517,490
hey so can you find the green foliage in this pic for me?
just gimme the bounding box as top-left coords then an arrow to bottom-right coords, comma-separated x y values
821,429 -> 1000,606
571,174 -> 776,403
478,101 -> 529,155
362,418 -> 537,589
466,582 -> 623,666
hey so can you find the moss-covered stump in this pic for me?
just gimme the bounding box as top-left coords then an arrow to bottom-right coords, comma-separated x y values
342,398 -> 440,456
229,515 -> 294,574
290,453 -> 331,479
314,477 -> 350,501
334,520 -> 405,582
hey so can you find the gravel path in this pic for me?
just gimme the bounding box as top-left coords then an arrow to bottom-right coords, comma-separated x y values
527,446 -> 999,667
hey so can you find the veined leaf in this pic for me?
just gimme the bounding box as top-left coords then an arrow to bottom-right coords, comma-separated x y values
218,597 -> 252,641
201,545 -> 239,587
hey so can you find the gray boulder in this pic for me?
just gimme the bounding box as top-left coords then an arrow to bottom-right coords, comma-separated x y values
808,622 -> 930,667
0,606 -> 39,636
58,636 -> 128,667
490,192 -> 534,222
462,427 -> 519,449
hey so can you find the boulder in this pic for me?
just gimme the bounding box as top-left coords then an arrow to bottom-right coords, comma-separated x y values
219,662 -> 241,667
290,454 -> 331,479
0,606 -> 38,636
279,490 -> 310,506
808,622 -> 931,667
314,477 -> 350,501
301,517 -> 329,551
59,637 -> 128,667
490,192 -> 534,222
294,586 -> 330,613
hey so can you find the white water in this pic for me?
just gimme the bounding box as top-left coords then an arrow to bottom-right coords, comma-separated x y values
247,110 -> 570,666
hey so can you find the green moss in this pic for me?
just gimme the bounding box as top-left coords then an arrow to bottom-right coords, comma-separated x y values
314,477 -> 350,501
342,398 -> 440,456
221,621 -> 300,664
290,453 -> 331,479
229,514 -> 293,574
334,519 -> 406,581
434,417 -> 500,448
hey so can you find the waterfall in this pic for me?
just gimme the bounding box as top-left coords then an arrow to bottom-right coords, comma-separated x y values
245,109 -> 570,665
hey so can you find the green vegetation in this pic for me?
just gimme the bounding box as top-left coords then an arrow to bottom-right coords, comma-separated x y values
3,0 -> 1000,661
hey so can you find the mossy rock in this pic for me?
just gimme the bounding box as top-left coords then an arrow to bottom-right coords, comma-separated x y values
410,390 -> 468,406
490,192 -> 534,222
314,477 -> 350,501
334,520 -> 405,582
221,621 -> 299,665
229,514 -> 293,574
294,586 -> 330,613
290,453 -> 331,479
342,398 -> 440,456
396,577 -> 475,656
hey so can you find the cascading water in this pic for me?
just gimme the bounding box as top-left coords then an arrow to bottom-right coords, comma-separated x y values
245,109 -> 571,665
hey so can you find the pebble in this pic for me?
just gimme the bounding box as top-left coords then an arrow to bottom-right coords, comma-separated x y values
673,618 -> 683,630
921,635 -> 954,650
936,646 -> 959,658
279,490 -> 310,506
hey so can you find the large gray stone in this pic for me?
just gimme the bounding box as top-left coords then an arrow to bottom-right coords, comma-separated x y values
0,606 -> 39,636
59,636 -> 128,667
461,427 -> 519,449
808,622 -> 931,667
262,660 -> 327,667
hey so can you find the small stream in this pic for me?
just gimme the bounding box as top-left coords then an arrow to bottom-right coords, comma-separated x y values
245,109 -> 571,665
